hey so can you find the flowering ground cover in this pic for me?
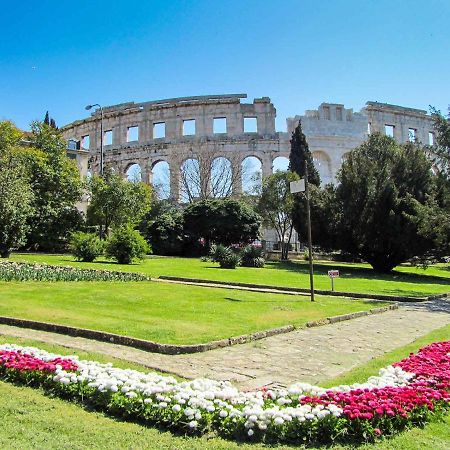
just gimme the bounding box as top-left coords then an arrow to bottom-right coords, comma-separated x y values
10,253 -> 450,297
0,281 -> 383,345
0,261 -> 149,282
1,342 -> 448,446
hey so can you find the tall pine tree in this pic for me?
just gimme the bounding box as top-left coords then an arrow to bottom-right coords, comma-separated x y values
44,111 -> 50,125
288,121 -> 321,186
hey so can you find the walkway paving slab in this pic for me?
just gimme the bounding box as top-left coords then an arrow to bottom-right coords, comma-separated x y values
0,300 -> 448,389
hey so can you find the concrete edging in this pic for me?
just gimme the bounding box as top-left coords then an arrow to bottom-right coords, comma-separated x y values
158,275 -> 447,302
0,304 -> 396,355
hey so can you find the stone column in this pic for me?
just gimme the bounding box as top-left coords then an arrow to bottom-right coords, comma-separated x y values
169,162 -> 180,201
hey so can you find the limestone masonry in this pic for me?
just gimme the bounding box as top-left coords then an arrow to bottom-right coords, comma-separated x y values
62,94 -> 435,197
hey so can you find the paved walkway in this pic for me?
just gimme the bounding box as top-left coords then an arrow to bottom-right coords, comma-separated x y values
0,300 -> 448,390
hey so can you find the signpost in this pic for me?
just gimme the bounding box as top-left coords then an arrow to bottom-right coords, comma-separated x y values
327,269 -> 340,291
290,169 -> 314,302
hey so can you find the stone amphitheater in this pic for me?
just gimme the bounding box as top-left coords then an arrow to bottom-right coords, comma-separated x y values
62,93 -> 435,200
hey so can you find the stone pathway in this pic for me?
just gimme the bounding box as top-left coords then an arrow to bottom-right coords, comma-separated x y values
0,300 -> 448,390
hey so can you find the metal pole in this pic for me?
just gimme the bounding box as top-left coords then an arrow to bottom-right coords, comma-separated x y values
305,163 -> 315,302
100,106 -> 104,176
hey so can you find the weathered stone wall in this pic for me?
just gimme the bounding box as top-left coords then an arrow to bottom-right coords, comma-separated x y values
63,95 -> 435,197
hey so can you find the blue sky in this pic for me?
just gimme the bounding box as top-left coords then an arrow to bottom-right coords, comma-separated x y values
1,0 -> 449,131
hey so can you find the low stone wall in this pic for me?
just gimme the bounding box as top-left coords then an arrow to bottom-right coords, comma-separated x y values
0,304 -> 397,355
157,276 -> 447,302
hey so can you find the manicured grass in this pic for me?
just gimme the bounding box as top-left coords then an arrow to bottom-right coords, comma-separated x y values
0,326 -> 448,450
11,253 -> 450,297
0,281 -> 382,345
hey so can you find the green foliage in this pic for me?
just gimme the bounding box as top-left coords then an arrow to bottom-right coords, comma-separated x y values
105,225 -> 150,264
209,244 -> 231,263
257,171 -> 299,260
288,121 -> 321,186
0,151 -> 35,258
14,122 -> 84,251
293,183 -> 340,251
218,249 -> 241,269
0,120 -> 23,152
183,198 -> 261,250
140,200 -> 184,255
336,133 -> 436,272
88,170 -> 152,237
0,261 -> 149,282
70,232 -> 104,262
240,245 -> 265,268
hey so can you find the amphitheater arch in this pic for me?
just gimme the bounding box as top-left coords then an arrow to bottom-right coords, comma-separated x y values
210,156 -> 233,198
125,163 -> 142,183
152,160 -> 170,199
241,155 -> 262,195
312,151 -> 332,184
272,156 -> 289,173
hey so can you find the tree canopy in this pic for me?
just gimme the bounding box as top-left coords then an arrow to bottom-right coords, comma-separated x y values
87,169 -> 152,236
335,133 -> 436,272
183,198 -> 261,249
257,171 -> 299,260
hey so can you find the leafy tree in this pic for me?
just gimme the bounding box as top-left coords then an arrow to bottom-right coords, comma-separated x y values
335,133 -> 436,272
183,198 -> 261,250
140,200 -> 184,255
87,169 -> 152,237
0,121 -> 23,152
18,122 -> 84,250
430,107 -> 450,176
293,183 -> 340,250
257,171 -> 299,260
288,121 -> 320,186
0,151 -> 34,257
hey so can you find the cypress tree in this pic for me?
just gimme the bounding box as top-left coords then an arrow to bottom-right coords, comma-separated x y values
288,121 -> 321,186
44,111 -> 50,125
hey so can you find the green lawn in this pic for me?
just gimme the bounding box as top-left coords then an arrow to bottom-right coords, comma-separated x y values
1,325 -> 448,450
0,281 -> 382,345
10,253 -> 450,298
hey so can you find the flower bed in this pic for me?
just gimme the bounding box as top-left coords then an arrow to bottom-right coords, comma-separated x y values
0,342 -> 448,445
0,261 -> 149,282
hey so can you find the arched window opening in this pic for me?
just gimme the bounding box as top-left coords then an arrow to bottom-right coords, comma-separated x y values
242,156 -> 262,195
152,161 -> 170,199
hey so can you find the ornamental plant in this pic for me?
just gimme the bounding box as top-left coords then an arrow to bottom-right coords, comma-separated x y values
0,261 -> 149,282
0,341 -> 448,445
105,225 -> 150,264
70,232 -> 104,262
240,245 -> 265,268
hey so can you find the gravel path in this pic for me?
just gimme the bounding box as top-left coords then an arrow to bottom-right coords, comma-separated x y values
0,299 -> 448,389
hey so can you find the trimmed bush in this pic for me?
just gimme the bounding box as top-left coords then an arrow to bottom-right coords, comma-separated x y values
105,225 -> 150,264
70,232 -> 104,262
241,245 -> 265,268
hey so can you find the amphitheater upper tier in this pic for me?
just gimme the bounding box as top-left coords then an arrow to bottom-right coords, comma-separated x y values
62,93 -> 435,199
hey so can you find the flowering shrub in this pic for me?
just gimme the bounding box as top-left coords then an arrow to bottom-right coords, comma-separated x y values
0,342 -> 448,445
0,261 -> 149,282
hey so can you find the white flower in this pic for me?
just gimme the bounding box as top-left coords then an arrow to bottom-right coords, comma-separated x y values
188,420 -> 198,429
247,429 -> 254,437
172,404 -> 181,413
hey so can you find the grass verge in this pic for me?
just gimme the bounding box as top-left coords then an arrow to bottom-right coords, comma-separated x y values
0,281 -> 383,345
10,253 -> 450,298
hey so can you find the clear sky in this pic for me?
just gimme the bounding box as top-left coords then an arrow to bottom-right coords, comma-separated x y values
1,0 -> 449,131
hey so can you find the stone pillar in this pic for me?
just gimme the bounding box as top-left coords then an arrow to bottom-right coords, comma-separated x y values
169,163 -> 180,201
262,154 -> 273,178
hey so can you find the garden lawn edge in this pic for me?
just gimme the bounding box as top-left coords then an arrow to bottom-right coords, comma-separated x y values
0,305 -> 396,354
158,276 -> 448,302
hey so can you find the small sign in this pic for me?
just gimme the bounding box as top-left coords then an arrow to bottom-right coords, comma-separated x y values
290,179 -> 305,193
328,270 -> 339,278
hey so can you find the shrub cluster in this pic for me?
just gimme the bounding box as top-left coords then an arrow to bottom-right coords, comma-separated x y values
0,261 -> 150,282
69,227 -> 150,264
208,245 -> 264,269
